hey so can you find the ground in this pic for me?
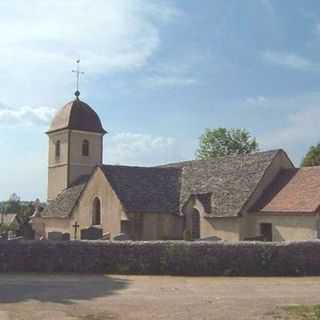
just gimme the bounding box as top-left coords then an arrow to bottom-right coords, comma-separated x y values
0,275 -> 319,320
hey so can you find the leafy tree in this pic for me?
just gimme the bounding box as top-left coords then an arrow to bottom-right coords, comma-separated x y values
5,193 -> 21,214
196,128 -> 258,160
302,143 -> 320,167
9,193 -> 20,203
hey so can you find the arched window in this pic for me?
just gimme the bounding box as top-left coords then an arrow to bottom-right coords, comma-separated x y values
82,139 -> 89,156
55,140 -> 61,159
191,209 -> 200,240
92,197 -> 101,225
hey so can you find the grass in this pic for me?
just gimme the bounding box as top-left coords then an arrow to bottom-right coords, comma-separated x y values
278,305 -> 320,320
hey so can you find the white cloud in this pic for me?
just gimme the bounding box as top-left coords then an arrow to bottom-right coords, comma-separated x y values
0,1 -> 178,105
260,107 -> 320,148
105,132 -> 187,166
141,59 -> 200,88
239,91 -> 320,164
262,51 -> 316,70
144,75 -> 198,87
0,105 -> 56,126
244,96 -> 266,105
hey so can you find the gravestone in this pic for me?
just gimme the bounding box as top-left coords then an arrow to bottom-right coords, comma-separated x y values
101,232 -> 111,240
80,226 -> 103,240
113,233 -> 130,241
48,231 -> 64,241
62,233 -> 70,241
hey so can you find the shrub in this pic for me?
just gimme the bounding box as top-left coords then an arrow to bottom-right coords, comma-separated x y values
183,229 -> 192,241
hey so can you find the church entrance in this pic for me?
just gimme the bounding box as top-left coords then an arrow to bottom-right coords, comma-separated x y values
191,209 -> 200,240
260,223 -> 272,241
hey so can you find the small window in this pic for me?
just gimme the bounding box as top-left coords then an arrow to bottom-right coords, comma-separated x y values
82,139 -> 89,156
55,140 -> 61,159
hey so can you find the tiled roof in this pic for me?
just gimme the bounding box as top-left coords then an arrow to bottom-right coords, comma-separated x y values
100,165 -> 181,214
257,167 -> 320,213
47,98 -> 106,134
42,150 -> 281,218
41,176 -> 89,218
163,150 -> 280,217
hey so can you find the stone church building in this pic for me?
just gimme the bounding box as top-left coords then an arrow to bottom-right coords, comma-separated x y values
32,94 -> 320,242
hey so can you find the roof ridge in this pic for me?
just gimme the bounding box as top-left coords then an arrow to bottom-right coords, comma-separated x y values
101,163 -> 180,170
160,149 -> 282,168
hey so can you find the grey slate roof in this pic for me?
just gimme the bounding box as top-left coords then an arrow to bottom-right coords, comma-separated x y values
41,175 -> 89,218
162,150 -> 280,217
41,150 -> 281,218
100,165 -> 181,214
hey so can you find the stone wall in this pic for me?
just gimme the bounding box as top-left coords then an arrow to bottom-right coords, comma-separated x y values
1,240 -> 320,276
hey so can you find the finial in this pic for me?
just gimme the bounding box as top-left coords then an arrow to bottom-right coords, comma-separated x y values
72,59 -> 84,99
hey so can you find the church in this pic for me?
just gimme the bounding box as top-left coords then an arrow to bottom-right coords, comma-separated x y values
32,91 -> 320,242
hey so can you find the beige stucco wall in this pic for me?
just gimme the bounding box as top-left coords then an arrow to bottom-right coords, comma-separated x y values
39,168 -> 124,240
250,213 -> 319,241
40,167 -> 184,241
68,130 -> 103,186
142,213 -> 183,240
33,217 -> 71,239
70,168 -> 124,239
183,198 -> 240,241
47,130 -> 69,201
202,217 -> 241,241
47,129 -> 103,201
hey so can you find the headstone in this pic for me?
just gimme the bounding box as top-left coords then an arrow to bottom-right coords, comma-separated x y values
20,223 -> 35,240
80,226 -> 103,240
101,232 -> 111,240
8,236 -> 23,241
7,231 -> 16,240
113,233 -> 130,241
48,231 -> 64,241
62,233 -> 70,241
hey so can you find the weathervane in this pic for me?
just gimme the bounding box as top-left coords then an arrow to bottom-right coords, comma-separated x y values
72,59 -> 84,98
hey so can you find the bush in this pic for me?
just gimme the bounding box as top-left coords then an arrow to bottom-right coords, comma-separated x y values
183,229 -> 192,241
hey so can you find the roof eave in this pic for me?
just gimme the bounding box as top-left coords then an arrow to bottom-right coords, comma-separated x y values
258,210 -> 317,215
46,127 -> 107,135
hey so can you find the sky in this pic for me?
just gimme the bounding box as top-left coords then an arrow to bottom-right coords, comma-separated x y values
0,0 -> 319,201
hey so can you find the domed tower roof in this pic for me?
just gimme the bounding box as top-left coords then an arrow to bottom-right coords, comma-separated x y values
47,98 -> 106,134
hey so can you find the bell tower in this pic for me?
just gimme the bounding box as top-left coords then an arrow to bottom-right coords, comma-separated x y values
46,92 -> 106,201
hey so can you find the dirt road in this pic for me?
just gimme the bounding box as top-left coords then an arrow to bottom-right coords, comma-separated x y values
0,274 -> 318,320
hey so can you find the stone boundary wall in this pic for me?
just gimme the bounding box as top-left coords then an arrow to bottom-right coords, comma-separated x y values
1,240 -> 320,276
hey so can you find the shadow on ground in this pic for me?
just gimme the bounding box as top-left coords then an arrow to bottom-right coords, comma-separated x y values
0,274 -> 129,304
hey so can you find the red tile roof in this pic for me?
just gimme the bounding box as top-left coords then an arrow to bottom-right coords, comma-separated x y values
257,167 -> 320,213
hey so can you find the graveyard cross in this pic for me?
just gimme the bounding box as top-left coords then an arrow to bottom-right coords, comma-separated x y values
72,221 -> 80,240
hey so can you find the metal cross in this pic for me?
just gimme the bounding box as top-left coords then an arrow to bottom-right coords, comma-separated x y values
72,59 -> 84,96
72,221 -> 80,240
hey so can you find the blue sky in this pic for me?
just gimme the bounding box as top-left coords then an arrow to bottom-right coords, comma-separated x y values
0,0 -> 319,201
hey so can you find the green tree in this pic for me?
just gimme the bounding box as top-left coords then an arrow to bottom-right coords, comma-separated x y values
5,193 -> 21,214
196,128 -> 258,160
301,143 -> 320,167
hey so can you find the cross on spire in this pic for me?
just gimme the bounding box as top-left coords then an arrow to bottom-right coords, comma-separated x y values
72,59 -> 84,98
